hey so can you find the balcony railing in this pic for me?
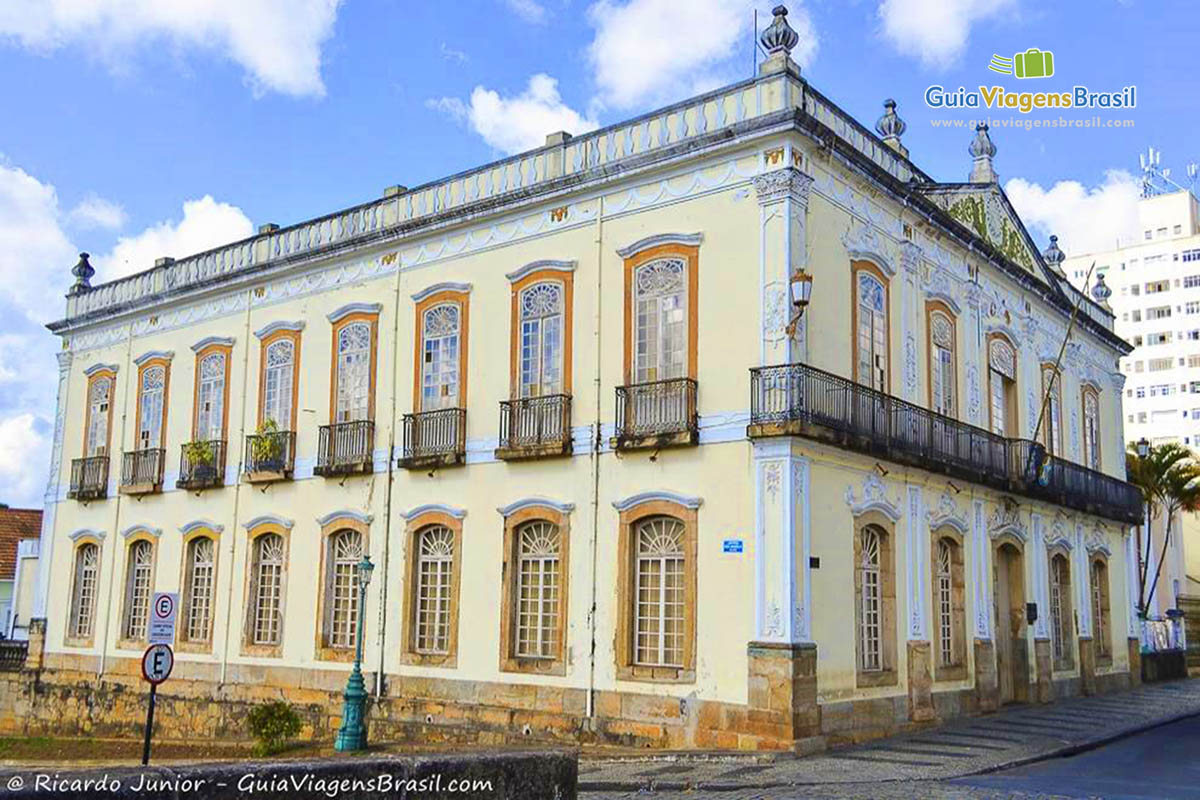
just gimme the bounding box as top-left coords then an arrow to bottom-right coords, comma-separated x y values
748,362 -> 1143,525
497,395 -> 572,459
176,440 -> 226,491
613,378 -> 698,450
0,640 -> 27,672
400,408 -> 467,469
120,449 -> 164,495
315,420 -> 375,476
244,430 -> 296,482
68,456 -> 109,501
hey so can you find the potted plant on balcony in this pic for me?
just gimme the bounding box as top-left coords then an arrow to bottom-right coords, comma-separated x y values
183,439 -> 217,484
251,418 -> 285,474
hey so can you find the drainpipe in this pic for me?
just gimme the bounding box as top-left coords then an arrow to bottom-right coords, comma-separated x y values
97,325 -> 136,679
377,250 -> 405,697
219,286 -> 255,685
586,196 -> 605,719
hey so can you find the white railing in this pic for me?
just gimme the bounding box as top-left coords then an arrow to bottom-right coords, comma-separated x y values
63,71 -> 928,323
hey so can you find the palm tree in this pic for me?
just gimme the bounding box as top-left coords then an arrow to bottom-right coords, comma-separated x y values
1125,441 -> 1200,616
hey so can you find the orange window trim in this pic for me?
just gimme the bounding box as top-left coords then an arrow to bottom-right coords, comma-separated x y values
509,270 -> 574,397
851,260 -> 892,392
192,343 -> 233,442
134,358 -> 171,450
986,331 -> 1017,436
328,312 -> 380,424
622,244 -> 699,384
924,300 -> 956,418
412,290 -> 470,412
82,368 -> 118,457
257,329 -> 302,429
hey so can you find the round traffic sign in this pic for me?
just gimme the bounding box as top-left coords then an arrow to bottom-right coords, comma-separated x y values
154,593 -> 175,620
141,643 -> 174,685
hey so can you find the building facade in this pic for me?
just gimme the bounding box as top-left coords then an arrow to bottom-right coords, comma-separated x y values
16,8 -> 1144,750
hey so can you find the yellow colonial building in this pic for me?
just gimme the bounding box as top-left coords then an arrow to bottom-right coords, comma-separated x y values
19,8 -> 1145,750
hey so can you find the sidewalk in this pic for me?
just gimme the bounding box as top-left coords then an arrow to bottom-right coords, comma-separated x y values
579,679 -> 1200,795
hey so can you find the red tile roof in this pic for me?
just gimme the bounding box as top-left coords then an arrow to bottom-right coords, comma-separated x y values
0,508 -> 41,581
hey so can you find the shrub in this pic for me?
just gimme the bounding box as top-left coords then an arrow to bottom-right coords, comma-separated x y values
247,701 -> 302,756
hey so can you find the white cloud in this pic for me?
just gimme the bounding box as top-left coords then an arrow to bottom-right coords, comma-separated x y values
440,43 -> 468,64
430,74 -> 599,155
0,414 -> 48,507
68,194 -> 126,230
877,0 -> 1014,68
0,161 -> 254,508
0,0 -> 341,97
1005,170 -> 1141,258
96,195 -> 254,281
587,0 -> 817,111
504,0 -> 548,24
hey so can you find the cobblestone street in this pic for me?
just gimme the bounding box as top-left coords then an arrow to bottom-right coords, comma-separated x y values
581,680 -> 1200,799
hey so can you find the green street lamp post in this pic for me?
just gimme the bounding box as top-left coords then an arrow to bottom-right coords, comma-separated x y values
335,554 -> 374,752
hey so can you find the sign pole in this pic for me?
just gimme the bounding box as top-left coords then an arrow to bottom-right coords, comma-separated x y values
142,683 -> 157,766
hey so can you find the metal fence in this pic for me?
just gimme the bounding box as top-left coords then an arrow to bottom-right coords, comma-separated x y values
499,395 -> 571,451
316,420 -> 375,473
401,409 -> 467,463
614,378 -> 698,442
176,440 -> 227,490
68,456 -> 109,500
121,448 -> 164,488
244,430 -> 296,476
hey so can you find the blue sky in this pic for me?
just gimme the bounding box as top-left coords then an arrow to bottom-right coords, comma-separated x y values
0,0 -> 1196,507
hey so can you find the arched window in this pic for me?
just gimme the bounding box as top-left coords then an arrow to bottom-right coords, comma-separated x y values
335,321 -> 372,423
1082,386 -> 1102,470
85,376 -> 112,456
1090,557 -> 1111,662
182,536 -> 216,643
515,520 -> 561,659
68,542 -> 100,641
324,529 -> 365,649
263,339 -> 295,429
1040,365 -> 1063,456
421,304 -> 462,410
855,268 -> 888,391
121,539 -> 154,641
633,259 -> 687,383
414,525 -> 455,654
929,308 -> 956,416
1049,553 -> 1074,669
196,352 -> 226,441
518,283 -> 564,398
936,539 -> 954,665
859,526 -> 883,671
988,335 -> 1017,437
633,516 -> 686,668
249,533 -> 285,646
137,366 -> 165,450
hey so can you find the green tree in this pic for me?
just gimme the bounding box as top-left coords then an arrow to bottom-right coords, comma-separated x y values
1125,441 -> 1200,616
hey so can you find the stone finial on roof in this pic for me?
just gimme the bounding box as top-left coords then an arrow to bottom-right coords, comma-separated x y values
759,5 -> 801,77
1042,234 -> 1066,277
968,123 -> 998,183
69,252 -> 95,295
1091,270 -> 1113,311
875,99 -> 908,158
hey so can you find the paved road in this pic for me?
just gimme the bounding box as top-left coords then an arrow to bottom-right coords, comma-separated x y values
584,714 -> 1200,798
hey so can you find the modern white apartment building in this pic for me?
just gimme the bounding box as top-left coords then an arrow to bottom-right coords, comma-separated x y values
1064,187 -> 1200,448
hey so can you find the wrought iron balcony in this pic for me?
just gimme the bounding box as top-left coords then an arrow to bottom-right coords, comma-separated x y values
68,456 -> 109,501
315,420 -> 375,476
176,440 -> 226,491
613,378 -> 698,450
0,640 -> 27,672
748,362 -> 1142,525
244,430 -> 296,482
496,394 -> 572,460
400,408 -> 466,469
120,449 -> 164,495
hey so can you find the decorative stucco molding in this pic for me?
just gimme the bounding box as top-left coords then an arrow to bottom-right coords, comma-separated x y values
120,524 -> 162,539
497,497 -> 576,517
988,501 -> 1027,542
190,336 -> 235,352
612,490 -> 703,512
242,514 -> 294,531
841,223 -> 894,276
505,260 -> 576,283
410,283 -> 471,303
254,320 -> 306,339
326,302 -> 383,323
926,489 -> 968,535
844,473 -> 902,522
83,362 -> 119,376
400,503 -> 467,520
616,232 -> 703,259
68,528 -> 106,542
316,510 -> 374,527
179,520 -> 225,536
133,350 -> 174,366
752,167 -> 813,206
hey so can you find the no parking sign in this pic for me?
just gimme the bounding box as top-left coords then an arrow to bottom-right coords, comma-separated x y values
148,592 -> 178,645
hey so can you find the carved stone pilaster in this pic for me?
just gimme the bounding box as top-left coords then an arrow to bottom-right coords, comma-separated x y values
753,167 -> 813,207
755,167 -> 813,366
33,349 -> 73,620
753,440 -> 811,644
